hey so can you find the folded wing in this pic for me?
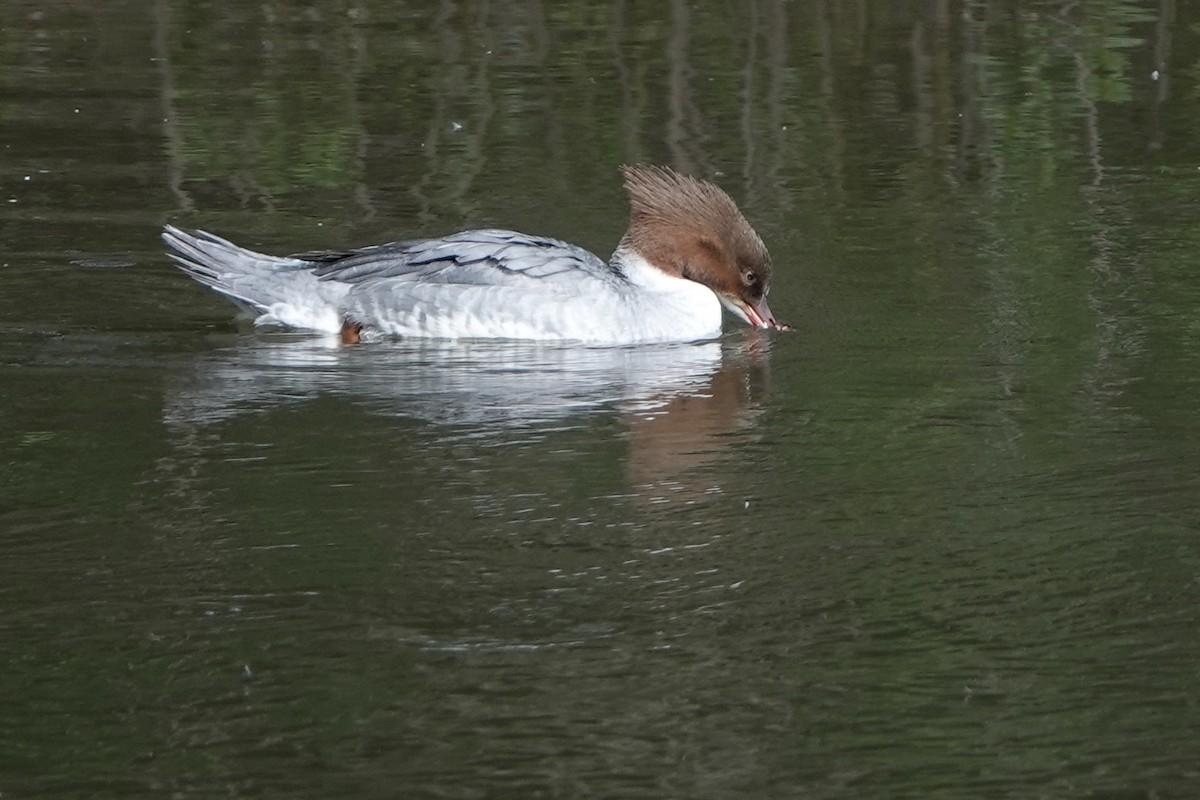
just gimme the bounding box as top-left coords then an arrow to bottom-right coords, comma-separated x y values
297,229 -> 621,291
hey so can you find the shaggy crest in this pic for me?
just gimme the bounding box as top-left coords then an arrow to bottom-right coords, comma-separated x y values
617,165 -> 772,295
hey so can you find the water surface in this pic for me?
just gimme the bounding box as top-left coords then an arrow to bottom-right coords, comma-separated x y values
3,2 -> 1199,797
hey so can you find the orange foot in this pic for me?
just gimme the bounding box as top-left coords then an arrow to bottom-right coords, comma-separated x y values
340,319 -> 364,345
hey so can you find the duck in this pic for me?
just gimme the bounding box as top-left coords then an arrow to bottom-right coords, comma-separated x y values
163,165 -> 783,345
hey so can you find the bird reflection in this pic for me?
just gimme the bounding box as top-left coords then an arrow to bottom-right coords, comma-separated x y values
626,355 -> 769,501
161,333 -> 772,499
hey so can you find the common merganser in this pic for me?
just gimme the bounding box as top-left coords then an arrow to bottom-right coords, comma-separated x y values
163,165 -> 784,345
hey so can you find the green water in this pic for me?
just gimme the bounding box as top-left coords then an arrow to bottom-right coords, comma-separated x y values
2,2 -> 1199,797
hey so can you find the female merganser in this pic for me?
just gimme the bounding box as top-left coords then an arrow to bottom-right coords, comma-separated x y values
163,165 -> 783,345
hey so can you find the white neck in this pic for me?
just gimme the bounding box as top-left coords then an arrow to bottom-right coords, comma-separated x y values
609,248 -> 724,340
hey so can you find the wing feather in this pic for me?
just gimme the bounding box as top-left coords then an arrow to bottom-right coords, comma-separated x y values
301,229 -> 618,289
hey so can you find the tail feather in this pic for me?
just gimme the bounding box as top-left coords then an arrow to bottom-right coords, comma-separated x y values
162,225 -> 319,316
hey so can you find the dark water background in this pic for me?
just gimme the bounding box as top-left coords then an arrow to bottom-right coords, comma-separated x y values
3,2 -> 1199,797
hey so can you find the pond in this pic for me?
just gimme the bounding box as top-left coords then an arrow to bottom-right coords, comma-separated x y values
2,2 -> 1198,797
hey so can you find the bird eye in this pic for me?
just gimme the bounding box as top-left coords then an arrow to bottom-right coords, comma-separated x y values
741,270 -> 758,287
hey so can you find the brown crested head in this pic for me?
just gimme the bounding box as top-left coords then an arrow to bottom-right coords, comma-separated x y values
617,165 -> 780,329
